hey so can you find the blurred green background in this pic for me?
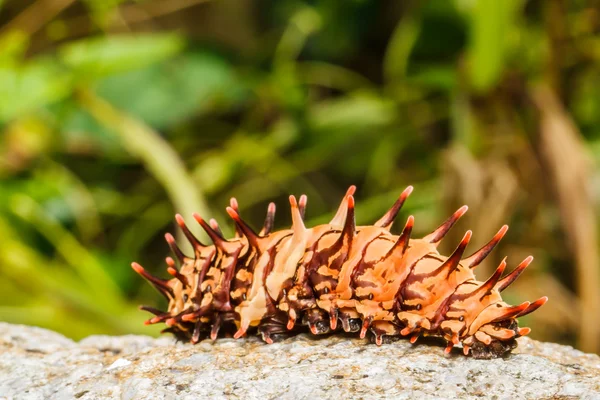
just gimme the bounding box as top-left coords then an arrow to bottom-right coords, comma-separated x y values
1,0 -> 599,354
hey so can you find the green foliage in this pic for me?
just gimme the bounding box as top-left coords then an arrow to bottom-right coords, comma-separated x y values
60,33 -> 184,79
0,0 -> 598,351
96,52 -> 240,129
466,0 -> 523,92
0,58 -> 71,121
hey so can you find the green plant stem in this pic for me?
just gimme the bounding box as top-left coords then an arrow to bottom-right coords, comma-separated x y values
78,88 -> 211,242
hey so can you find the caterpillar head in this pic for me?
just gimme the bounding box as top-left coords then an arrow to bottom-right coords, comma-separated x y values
439,257 -> 548,358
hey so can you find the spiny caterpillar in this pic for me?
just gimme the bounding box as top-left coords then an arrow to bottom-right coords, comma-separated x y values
133,185 -> 547,359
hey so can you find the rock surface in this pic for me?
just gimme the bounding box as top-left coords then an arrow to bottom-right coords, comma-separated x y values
1,323 -> 599,399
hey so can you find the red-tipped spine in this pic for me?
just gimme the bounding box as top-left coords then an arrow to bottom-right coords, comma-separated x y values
375,185 -> 414,230
424,205 -> 469,244
463,225 -> 508,268
131,262 -> 174,299
165,257 -> 189,287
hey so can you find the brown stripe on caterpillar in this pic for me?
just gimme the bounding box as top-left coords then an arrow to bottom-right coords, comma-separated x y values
133,185 -> 548,358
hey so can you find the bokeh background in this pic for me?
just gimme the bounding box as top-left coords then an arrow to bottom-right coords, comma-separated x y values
1,0 -> 599,354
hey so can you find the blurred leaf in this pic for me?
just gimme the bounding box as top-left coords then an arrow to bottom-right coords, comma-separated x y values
297,61 -> 374,91
364,135 -> 405,190
0,58 -> 72,122
306,1 -> 373,60
59,104 -> 124,154
82,0 -> 128,26
0,218 -> 147,338
274,7 -> 322,66
9,194 -> 125,305
59,33 -> 185,79
384,9 -> 422,84
60,49 -> 240,154
46,20 -> 69,42
96,51 -> 240,129
195,152 -> 234,193
272,6 -> 322,111
308,92 -> 396,133
0,117 -> 53,174
408,65 -> 457,91
467,0 -> 523,92
33,161 -> 105,242
411,1 -> 467,61
0,31 -> 29,65
571,69 -> 600,135
116,201 -> 172,258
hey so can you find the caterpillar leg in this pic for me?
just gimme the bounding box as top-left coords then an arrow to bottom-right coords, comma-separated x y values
466,337 -> 518,359
258,312 -> 294,344
302,308 -> 331,335
368,321 -> 402,345
213,312 -> 239,339
338,309 -> 362,333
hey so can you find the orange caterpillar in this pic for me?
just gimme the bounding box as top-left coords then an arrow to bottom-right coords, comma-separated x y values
133,186 -> 547,358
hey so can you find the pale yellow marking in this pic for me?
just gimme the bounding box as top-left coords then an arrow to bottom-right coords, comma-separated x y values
354,287 -> 374,298
317,264 -> 339,278
236,269 -> 253,282
200,280 -> 214,292
370,320 -> 399,335
316,298 -> 332,312
336,300 -> 357,309
475,331 -> 492,345
397,311 -> 426,330
445,311 -> 464,319
206,267 -> 221,282
236,286 -> 269,332
339,307 -> 359,319
480,324 -> 515,340
356,300 -> 393,321
381,300 -> 394,310
463,335 -> 475,346
200,292 -> 213,307
314,281 -> 332,291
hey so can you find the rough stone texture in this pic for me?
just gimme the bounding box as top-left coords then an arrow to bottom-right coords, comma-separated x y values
1,323 -> 599,399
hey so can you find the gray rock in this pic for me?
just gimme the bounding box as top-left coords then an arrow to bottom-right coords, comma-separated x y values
0,322 -> 599,399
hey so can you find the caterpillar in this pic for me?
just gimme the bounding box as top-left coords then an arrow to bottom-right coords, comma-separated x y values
133,185 -> 547,359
